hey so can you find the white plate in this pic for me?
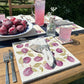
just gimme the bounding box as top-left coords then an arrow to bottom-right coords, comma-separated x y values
0,22 -> 33,37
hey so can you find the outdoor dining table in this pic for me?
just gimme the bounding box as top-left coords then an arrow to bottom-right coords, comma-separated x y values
0,23 -> 84,84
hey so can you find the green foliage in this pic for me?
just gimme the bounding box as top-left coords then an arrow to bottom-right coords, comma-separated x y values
46,0 -> 84,27
0,0 -> 84,26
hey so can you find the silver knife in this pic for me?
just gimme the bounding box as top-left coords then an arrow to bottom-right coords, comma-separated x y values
9,50 -> 17,83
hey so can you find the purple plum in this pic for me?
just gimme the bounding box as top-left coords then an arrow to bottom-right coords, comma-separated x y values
21,48 -> 28,53
67,56 -> 75,62
34,56 -> 43,62
25,43 -> 29,47
45,39 -> 50,42
56,60 -> 63,66
56,48 -> 63,53
23,67 -> 33,76
51,43 -> 58,46
23,57 -> 31,63
44,63 -> 52,70
16,44 -> 23,48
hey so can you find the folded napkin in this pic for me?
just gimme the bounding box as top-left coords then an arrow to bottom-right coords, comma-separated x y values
29,38 -> 55,67
53,20 -> 74,27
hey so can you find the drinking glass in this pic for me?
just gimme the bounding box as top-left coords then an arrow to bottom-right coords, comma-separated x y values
46,18 -> 56,36
0,14 -> 5,20
35,0 -> 45,26
59,26 -> 72,42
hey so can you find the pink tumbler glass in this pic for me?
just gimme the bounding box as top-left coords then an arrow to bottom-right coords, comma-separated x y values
35,0 -> 45,26
59,26 -> 72,42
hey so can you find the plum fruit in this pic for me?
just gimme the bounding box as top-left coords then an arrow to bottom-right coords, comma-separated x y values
13,19 -> 21,26
45,39 -> 50,42
23,57 -> 31,63
3,18 -> 9,22
25,43 -> 29,47
16,44 -> 23,48
0,25 -> 7,35
3,20 -> 13,29
56,48 -> 63,53
21,48 -> 28,53
23,67 -> 33,76
44,63 -> 52,70
23,24 -> 27,29
0,21 -> 2,27
10,17 -> 16,22
8,27 -> 17,34
0,21 -> 2,23
16,25 -> 24,32
67,56 -> 75,62
0,24 -> 2,27
21,20 -> 27,25
56,60 -> 63,66
0,17 -> 28,35
51,43 -> 58,46
34,56 -> 43,62
21,20 -> 27,29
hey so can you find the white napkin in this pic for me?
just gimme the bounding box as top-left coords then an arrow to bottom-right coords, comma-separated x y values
54,20 -> 74,27
29,38 -> 54,67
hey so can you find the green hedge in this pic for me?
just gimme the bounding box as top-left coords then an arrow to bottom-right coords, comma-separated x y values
0,0 -> 84,26
46,0 -> 84,26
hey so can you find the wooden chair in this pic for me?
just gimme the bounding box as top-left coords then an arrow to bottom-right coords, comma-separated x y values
8,0 -> 35,16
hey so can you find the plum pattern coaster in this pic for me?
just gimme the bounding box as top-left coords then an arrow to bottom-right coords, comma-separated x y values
56,24 -> 84,34
12,36 -> 80,83
55,37 -> 73,45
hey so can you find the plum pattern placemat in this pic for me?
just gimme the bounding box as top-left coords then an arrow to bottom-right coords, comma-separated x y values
56,24 -> 84,34
12,36 -> 80,83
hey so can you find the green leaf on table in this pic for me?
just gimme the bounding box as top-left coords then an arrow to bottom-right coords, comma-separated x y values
28,52 -> 34,57
50,48 -> 55,51
49,36 -> 53,39
32,68 -> 37,72
18,57 -> 23,64
28,50 -> 31,52
43,61 -> 47,64
39,66 -> 43,72
64,56 -> 67,59
60,52 -> 66,56
56,58 -> 65,61
38,54 -> 42,57
33,63 -> 41,67
16,51 -> 23,54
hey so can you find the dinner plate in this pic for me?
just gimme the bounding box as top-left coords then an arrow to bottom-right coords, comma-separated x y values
0,22 -> 33,37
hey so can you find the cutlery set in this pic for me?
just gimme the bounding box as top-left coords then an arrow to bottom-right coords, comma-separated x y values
3,39 -> 55,84
3,50 -> 17,84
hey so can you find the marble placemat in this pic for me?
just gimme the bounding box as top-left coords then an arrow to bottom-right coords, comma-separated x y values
12,36 -> 81,83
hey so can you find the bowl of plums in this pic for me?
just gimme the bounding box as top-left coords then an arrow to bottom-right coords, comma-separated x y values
0,17 -> 33,37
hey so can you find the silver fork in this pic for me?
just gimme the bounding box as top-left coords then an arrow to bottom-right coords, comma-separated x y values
3,52 -> 10,84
